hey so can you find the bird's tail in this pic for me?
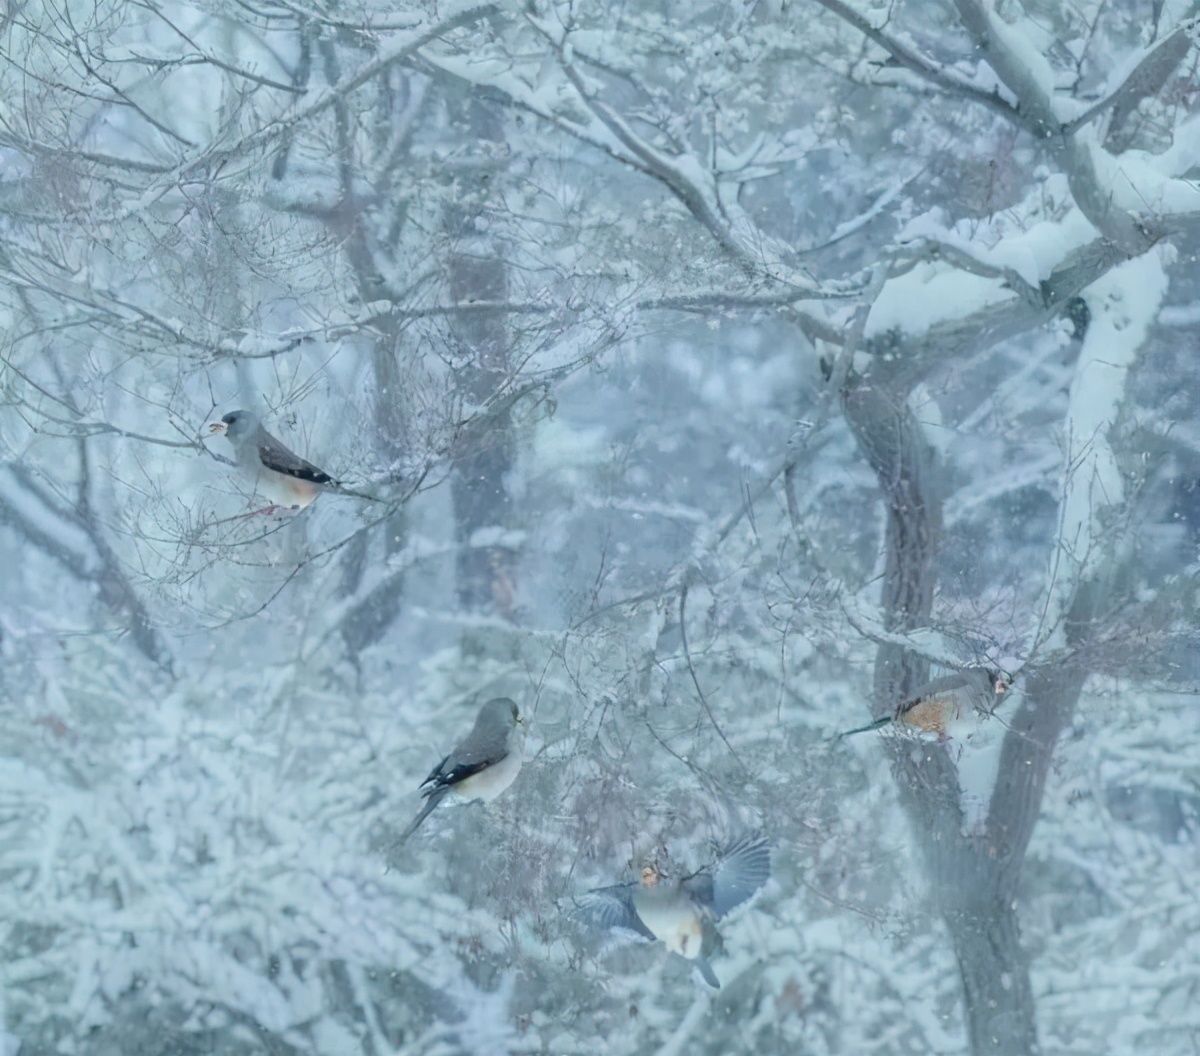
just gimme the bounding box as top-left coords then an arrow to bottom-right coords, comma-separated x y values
694,957 -> 721,989
836,715 -> 892,739
393,788 -> 448,847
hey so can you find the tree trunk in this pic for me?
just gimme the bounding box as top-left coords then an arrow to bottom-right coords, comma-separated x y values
946,903 -> 1038,1055
311,39 -> 414,658
841,371 -> 1048,1054
337,329 -> 412,658
446,95 -> 517,624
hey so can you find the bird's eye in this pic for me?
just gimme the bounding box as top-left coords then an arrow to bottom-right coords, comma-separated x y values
221,413 -> 236,425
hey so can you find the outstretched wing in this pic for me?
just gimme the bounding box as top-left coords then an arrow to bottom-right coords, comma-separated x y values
572,884 -> 655,941
256,428 -> 335,485
683,833 -> 771,919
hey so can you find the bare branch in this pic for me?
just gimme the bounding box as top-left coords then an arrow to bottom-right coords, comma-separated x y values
679,582 -> 747,773
124,4 -> 499,200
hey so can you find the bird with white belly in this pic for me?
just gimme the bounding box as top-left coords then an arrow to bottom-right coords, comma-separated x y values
396,697 -> 526,845
574,833 -> 771,988
207,409 -> 378,514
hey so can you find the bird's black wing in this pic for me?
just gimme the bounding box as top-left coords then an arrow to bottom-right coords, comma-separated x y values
572,883 -> 655,941
418,754 -> 450,790
419,704 -> 518,795
417,753 -> 506,798
257,430 -> 335,485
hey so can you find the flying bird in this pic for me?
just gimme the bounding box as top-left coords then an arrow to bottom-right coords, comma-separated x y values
208,409 -> 377,513
573,833 -> 771,989
396,697 -> 526,845
837,667 -> 1012,741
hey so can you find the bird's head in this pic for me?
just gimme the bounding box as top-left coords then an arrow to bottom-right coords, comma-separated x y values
477,697 -> 522,737
208,409 -> 258,442
987,668 -> 1014,696
636,845 -> 672,887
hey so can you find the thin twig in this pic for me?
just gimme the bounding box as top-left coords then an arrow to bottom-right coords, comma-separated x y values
679,581 -> 747,774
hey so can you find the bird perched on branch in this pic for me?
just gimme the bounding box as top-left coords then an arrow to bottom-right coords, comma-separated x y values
837,667 -> 1012,742
208,409 -> 378,514
396,697 -> 526,845
573,833 -> 771,989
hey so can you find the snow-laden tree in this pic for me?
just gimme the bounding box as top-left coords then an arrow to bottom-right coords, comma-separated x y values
1,0 -> 1198,1054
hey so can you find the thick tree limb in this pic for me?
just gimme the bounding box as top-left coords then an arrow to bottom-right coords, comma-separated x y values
952,0 -> 1159,251
1064,18 -> 1199,142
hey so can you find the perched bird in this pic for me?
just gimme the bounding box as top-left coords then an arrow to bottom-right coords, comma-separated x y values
573,833 -> 771,989
208,409 -> 377,513
837,667 -> 1012,741
397,697 -> 526,845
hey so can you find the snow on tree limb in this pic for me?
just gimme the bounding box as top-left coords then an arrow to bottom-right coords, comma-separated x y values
1063,17 -> 1199,137
1031,246 -> 1172,652
810,0 -> 1024,124
423,14 -> 862,302
952,0 -> 1164,251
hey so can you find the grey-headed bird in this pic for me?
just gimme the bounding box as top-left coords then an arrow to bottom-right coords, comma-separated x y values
837,667 -> 1012,741
208,409 -> 377,513
574,833 -> 771,988
397,697 -> 525,845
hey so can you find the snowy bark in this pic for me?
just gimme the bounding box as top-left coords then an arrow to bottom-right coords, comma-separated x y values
946,904 -> 1037,1056
842,375 -> 1041,1053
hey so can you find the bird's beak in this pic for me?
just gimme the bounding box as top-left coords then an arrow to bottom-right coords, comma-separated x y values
208,421 -> 227,435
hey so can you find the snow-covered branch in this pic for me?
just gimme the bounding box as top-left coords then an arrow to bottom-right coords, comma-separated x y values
840,592 -> 974,668
419,16 -> 861,302
951,0 -> 1199,252
1030,246 -> 1172,651
811,0 -> 1023,124
1063,18 -> 1199,137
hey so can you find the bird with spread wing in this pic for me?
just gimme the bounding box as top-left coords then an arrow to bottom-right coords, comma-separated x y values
573,833 -> 771,988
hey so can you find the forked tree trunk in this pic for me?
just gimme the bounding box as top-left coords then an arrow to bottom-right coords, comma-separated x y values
841,373 -> 1077,1055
